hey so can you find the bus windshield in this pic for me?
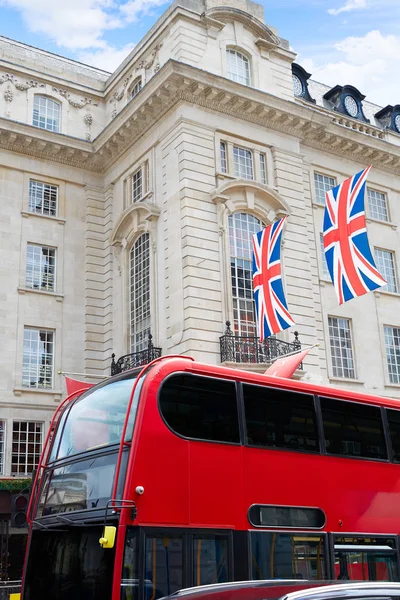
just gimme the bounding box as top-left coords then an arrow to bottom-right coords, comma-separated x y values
50,376 -> 138,461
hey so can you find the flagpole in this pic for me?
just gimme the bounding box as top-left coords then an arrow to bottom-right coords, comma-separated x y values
58,370 -> 107,380
268,342 -> 319,364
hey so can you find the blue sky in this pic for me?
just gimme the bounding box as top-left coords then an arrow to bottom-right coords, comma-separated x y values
0,0 -> 399,105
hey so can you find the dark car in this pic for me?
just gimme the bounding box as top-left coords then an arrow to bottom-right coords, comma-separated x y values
158,581 -> 400,600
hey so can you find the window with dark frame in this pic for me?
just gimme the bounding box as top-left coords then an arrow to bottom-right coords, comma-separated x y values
159,374 -> 240,443
320,397 -> 387,460
386,409 -> 400,462
251,532 -> 327,580
243,384 -> 319,452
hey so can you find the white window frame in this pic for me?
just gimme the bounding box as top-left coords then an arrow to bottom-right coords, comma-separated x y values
132,161 -> 149,204
29,180 -> 58,217
130,77 -> 142,99
374,248 -> 397,293
226,48 -> 251,86
384,325 -> 400,384
328,316 -> 356,379
130,233 -> 151,353
33,95 -> 61,133
233,146 -> 253,180
229,212 -> 264,337
367,188 -> 389,222
26,244 -> 56,292
220,141 -> 228,173
0,421 -> 4,475
259,153 -> 267,184
314,172 -> 336,206
22,327 -> 54,389
11,421 -> 43,476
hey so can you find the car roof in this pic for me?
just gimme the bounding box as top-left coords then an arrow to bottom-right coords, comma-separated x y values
159,581 -> 400,600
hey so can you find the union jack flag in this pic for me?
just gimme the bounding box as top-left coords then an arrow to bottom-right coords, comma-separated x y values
252,216 -> 295,341
323,166 -> 386,305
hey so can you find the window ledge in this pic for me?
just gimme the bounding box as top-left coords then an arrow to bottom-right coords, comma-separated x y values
319,277 -> 332,286
384,383 -> 400,389
312,202 -> 325,209
374,289 -> 399,299
18,287 -> 64,302
13,386 -> 62,399
366,217 -> 397,230
21,210 -> 65,225
216,172 -> 236,181
328,376 -> 364,384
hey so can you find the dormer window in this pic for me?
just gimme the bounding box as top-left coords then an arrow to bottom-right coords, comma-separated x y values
375,105 -> 400,134
226,49 -> 251,86
130,77 -> 142,100
33,96 -> 61,133
291,64 -> 315,103
323,85 -> 369,123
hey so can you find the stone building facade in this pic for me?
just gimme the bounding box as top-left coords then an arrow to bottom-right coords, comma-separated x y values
1,0 -> 400,489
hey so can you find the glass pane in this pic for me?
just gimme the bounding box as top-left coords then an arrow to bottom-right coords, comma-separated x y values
122,528 -> 139,600
159,374 -> 240,443
37,453 -> 122,517
145,536 -> 183,599
251,533 -> 326,580
386,409 -> 400,462
244,385 -> 318,452
321,397 -> 387,459
193,536 -> 229,586
249,505 -> 325,529
23,527 -> 114,600
51,376 -> 137,460
334,537 -> 398,581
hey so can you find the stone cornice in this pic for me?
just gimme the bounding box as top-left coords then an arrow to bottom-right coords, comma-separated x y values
1,60 -> 400,175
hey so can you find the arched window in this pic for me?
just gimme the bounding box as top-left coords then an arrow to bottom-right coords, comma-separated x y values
130,77 -> 142,100
130,233 -> 151,353
33,96 -> 61,133
228,212 -> 263,336
226,49 -> 251,86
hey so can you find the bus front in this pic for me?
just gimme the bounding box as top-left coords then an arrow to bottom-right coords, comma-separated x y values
22,369 -> 141,600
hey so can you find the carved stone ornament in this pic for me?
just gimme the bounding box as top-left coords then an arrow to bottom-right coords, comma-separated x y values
136,43 -> 162,71
0,72 -> 44,91
52,87 -> 98,108
110,75 -> 132,103
4,88 -> 13,102
84,113 -> 93,126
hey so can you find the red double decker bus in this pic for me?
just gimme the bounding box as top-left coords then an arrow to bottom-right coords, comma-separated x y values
21,356 -> 400,600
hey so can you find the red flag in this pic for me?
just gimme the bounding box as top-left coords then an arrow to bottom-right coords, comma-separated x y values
65,377 -> 94,396
264,347 -> 312,379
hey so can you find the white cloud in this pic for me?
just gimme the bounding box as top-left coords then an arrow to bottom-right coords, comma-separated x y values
120,0 -> 170,23
0,0 -> 123,49
79,42 -> 135,72
328,0 -> 367,16
303,30 -> 400,105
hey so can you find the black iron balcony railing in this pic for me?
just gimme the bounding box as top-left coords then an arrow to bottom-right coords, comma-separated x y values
111,334 -> 162,375
220,321 -> 302,366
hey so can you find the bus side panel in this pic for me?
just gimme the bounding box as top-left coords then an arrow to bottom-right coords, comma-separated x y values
129,387 -> 190,526
188,443 -> 244,528
243,448 -> 400,533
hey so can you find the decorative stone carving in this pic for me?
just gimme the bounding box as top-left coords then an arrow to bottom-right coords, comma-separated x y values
52,87 -> 98,108
4,88 -> 13,102
0,72 -> 44,91
110,75 -> 132,103
84,113 -> 93,126
136,43 -> 162,71
84,112 -> 93,141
